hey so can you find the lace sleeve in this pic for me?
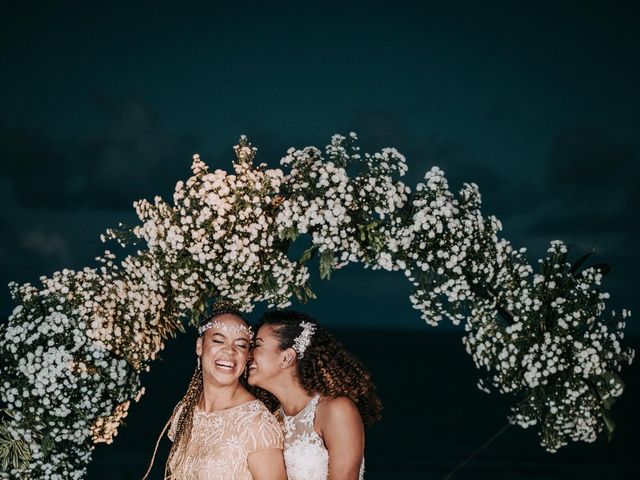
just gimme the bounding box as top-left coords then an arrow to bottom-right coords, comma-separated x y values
167,401 -> 185,442
245,406 -> 284,454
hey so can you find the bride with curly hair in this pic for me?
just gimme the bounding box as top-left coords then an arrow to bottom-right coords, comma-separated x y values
247,310 -> 382,480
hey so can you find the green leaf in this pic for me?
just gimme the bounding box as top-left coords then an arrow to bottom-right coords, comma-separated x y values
304,284 -> 317,300
292,286 -> 304,302
319,250 -> 336,280
370,231 -> 385,252
292,282 -> 317,303
278,227 -> 299,242
601,409 -> 616,441
261,273 -> 277,293
0,421 -> 31,470
569,250 -> 594,276
356,221 -> 386,256
298,246 -> 317,265
603,371 -> 625,390
41,432 -> 54,456
597,371 -> 625,409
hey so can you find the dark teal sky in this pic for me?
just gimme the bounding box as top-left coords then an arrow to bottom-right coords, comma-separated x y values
1,0 -> 638,330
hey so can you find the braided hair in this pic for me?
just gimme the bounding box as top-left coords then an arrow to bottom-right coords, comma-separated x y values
163,361 -> 203,479
164,302 -> 246,478
259,310 -> 382,425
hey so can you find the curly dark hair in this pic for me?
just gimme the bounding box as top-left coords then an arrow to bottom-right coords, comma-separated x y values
259,310 -> 382,425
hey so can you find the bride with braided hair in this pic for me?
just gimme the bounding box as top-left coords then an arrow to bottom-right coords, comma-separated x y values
142,301 -> 286,480
247,310 -> 382,480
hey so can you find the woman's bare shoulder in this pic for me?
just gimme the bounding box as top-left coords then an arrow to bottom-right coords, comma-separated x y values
316,396 -> 360,423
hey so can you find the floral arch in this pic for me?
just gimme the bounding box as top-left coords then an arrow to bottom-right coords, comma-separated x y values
0,134 -> 633,478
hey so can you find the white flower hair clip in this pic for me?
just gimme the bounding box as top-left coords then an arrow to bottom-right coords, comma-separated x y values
292,321 -> 316,359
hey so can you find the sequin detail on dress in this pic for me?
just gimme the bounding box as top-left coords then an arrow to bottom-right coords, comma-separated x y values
280,394 -> 364,480
167,399 -> 283,480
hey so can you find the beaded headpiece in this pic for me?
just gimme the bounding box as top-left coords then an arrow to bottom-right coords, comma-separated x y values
197,300 -> 253,337
292,321 -> 316,359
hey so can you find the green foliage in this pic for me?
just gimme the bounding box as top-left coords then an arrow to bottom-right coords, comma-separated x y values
319,250 -> 336,280
0,419 -> 31,471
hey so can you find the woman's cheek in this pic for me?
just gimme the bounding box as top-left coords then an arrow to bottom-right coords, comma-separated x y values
238,348 -> 249,364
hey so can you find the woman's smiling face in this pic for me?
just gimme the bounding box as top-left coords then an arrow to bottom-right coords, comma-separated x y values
247,324 -> 286,389
196,314 -> 252,386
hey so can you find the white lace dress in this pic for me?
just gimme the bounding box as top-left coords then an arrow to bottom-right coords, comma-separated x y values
280,394 -> 365,480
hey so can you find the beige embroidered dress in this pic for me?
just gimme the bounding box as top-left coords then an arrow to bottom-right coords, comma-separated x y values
167,399 -> 283,480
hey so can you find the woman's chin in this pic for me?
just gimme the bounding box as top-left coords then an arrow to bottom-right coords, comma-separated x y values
247,371 -> 260,387
206,368 -> 242,385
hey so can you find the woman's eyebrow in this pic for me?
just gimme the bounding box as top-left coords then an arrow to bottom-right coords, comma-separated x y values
210,331 -> 227,339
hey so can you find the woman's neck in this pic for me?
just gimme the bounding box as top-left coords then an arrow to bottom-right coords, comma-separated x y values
271,376 -> 316,416
199,380 -> 250,412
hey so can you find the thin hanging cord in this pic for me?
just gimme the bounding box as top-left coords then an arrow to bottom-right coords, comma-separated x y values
141,416 -> 172,480
441,422 -> 511,480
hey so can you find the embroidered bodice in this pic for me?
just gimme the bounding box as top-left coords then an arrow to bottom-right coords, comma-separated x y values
280,394 -> 365,480
167,399 -> 283,480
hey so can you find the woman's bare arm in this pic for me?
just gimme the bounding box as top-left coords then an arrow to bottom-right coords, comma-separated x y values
317,396 -> 365,480
248,448 -> 287,480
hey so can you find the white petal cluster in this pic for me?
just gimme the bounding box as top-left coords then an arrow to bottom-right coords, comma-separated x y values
0,272 -> 142,478
131,137 -> 310,313
276,133 -> 410,272
277,145 -> 354,255
460,241 -> 633,451
273,136 -> 632,453
401,169 -> 502,325
0,134 -> 634,477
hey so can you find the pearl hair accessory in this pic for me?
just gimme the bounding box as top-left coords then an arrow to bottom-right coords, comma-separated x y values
198,299 -> 253,337
198,320 -> 253,337
292,321 -> 316,359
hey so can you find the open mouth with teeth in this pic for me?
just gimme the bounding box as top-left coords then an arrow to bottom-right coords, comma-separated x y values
214,359 -> 237,373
